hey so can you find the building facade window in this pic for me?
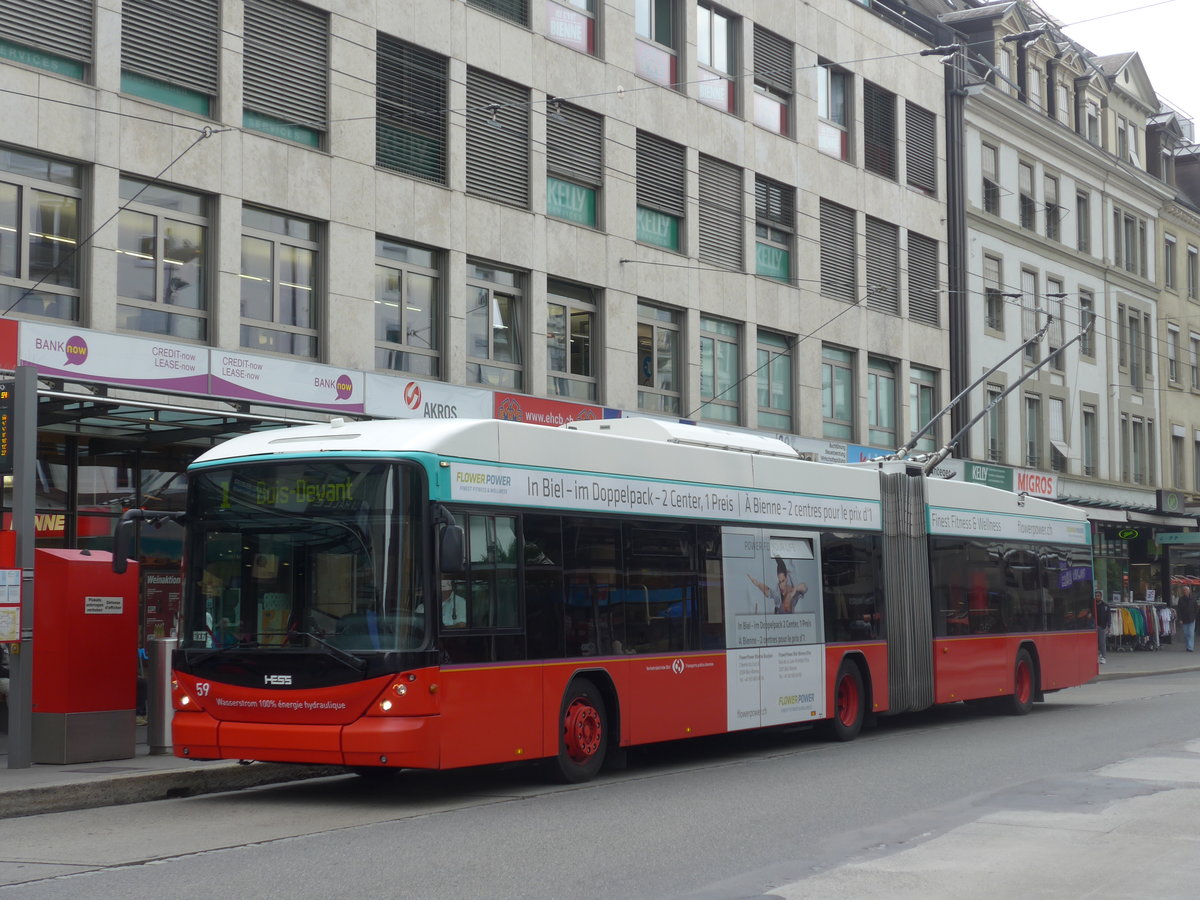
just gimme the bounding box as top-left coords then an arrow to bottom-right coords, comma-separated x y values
820,199 -> 856,302
1117,302 -> 1127,369
634,0 -> 679,87
546,101 -> 604,228
1173,426 -> 1186,489
122,0 -> 218,114
240,206 -> 319,358
1120,414 -> 1130,482
1044,174 -> 1060,241
983,253 -> 1003,332
1188,245 -> 1199,299
754,176 -> 792,282
1024,393 -> 1042,468
466,261 -> 523,389
468,0 -> 529,26
1082,405 -> 1097,476
817,61 -> 850,160
1018,161 -> 1036,230
1165,234 -> 1177,290
1046,276 -> 1064,371
546,0 -> 595,54
1021,268 -> 1039,362
243,0 -> 328,147
1076,190 -> 1091,252
696,4 -> 736,113
752,25 -> 792,135
865,217 -> 899,314
986,384 -> 1005,462
466,69 -> 531,208
981,143 -> 999,214
821,345 -> 854,440
909,366 -> 937,452
637,301 -> 681,414
1079,290 -> 1095,357
699,315 -> 739,423
697,155 -> 742,270
756,330 -> 792,431
636,131 -> 685,251
0,0 -> 92,79
1194,431 -> 1200,492
377,36 -> 448,184
0,148 -> 80,320
1169,325 -> 1181,383
374,238 -> 439,377
116,177 -> 209,340
1127,309 -> 1144,391
546,279 -> 598,401
1049,396 -> 1068,473
1191,332 -> 1200,390
867,357 -> 896,448
907,231 -> 939,327
862,80 -> 896,180
905,101 -> 936,196
1131,417 -> 1146,484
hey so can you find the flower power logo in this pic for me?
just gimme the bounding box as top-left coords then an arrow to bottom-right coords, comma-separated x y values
64,335 -> 88,366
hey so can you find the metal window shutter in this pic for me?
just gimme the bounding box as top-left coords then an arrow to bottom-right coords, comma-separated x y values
907,231 -> 939,326
0,0 -> 93,63
636,132 -> 686,218
698,155 -> 743,270
905,102 -> 936,194
820,199 -> 856,302
755,177 -> 793,229
865,217 -> 899,314
753,25 -> 793,92
863,81 -> 896,178
547,102 -> 603,187
243,0 -> 329,129
467,0 -> 529,26
466,68 -> 530,208
122,0 -> 219,95
376,34 -> 448,183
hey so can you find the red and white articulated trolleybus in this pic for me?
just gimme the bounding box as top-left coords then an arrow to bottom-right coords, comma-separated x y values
119,417 -> 1096,782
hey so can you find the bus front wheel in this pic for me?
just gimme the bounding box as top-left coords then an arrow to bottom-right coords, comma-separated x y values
554,677 -> 608,783
1000,648 -> 1036,716
824,661 -> 865,742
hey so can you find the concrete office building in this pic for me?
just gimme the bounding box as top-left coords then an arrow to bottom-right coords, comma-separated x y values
0,0 -> 955,589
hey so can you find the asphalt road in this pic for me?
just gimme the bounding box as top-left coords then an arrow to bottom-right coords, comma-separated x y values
2,673 -> 1200,899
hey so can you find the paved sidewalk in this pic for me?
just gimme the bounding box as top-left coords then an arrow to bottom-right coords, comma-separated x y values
0,638 -> 1196,819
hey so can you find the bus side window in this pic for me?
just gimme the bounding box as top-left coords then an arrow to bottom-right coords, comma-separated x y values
523,514 -> 565,660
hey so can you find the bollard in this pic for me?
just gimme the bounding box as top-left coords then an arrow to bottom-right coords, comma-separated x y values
147,637 -> 178,755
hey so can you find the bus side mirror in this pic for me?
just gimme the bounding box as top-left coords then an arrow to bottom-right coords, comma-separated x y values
112,508 -> 185,574
112,509 -> 141,574
440,524 -> 465,574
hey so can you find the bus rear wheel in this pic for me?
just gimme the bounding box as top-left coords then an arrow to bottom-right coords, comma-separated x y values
824,661 -> 865,742
554,677 -> 608,783
1000,648 -> 1035,716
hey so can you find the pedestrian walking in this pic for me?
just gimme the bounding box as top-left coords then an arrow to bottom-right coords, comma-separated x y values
1176,586 -> 1197,652
1095,591 -> 1110,664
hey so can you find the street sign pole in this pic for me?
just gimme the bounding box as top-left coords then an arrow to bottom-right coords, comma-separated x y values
7,365 -> 36,768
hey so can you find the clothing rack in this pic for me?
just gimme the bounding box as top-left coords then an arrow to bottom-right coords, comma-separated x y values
1107,602 -> 1169,652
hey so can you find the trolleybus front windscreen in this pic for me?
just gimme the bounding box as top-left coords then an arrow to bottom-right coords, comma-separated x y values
184,460 -> 426,654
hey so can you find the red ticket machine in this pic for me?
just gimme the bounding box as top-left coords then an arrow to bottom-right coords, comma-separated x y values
32,549 -> 140,764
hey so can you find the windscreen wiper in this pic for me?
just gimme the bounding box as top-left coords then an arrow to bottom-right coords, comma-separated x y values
290,631 -> 369,675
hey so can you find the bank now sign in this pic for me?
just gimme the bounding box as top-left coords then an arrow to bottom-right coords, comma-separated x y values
1014,469 -> 1058,498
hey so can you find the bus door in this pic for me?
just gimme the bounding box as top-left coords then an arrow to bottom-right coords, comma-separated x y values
721,528 -> 825,731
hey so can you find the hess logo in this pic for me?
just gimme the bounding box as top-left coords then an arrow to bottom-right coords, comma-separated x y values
264,674 -> 293,686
